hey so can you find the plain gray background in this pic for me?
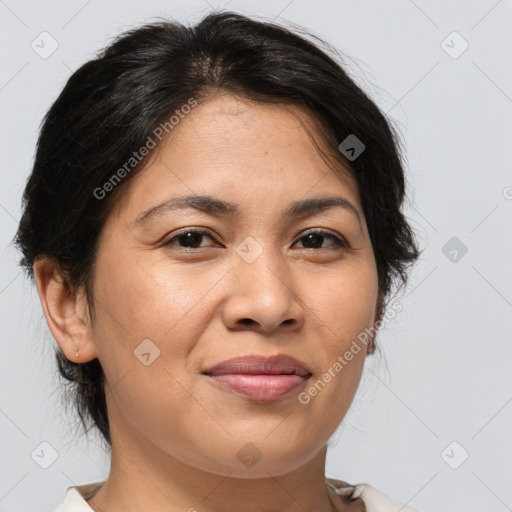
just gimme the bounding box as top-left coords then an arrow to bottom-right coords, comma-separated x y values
1,1 -> 511,511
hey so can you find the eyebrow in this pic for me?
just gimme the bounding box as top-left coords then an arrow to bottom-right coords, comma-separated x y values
133,194 -> 363,230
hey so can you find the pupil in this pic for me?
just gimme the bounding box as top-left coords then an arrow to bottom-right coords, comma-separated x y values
180,232 -> 201,247
303,233 -> 323,248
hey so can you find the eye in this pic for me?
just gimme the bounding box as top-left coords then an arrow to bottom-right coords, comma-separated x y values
161,228 -> 348,251
162,229 -> 217,250
293,229 -> 347,250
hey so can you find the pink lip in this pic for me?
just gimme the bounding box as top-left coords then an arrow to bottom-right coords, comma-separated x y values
203,355 -> 312,402
207,374 -> 307,401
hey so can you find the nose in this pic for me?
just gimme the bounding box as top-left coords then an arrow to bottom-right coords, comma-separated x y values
222,247 -> 306,334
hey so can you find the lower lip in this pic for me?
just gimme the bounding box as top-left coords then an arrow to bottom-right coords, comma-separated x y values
206,374 -> 308,402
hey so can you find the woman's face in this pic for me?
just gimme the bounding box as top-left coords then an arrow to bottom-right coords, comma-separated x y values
88,93 -> 379,477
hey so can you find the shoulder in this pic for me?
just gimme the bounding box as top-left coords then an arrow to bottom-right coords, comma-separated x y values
55,478 -> 432,512
52,481 -> 104,512
326,478 -> 427,512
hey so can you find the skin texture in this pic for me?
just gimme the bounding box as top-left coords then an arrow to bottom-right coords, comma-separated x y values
34,93 -> 381,512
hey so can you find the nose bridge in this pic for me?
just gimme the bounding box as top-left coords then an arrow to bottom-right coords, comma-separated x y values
226,234 -> 303,331
235,235 -> 289,293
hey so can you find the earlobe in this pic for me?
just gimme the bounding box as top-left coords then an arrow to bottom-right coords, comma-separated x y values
32,257 -> 98,363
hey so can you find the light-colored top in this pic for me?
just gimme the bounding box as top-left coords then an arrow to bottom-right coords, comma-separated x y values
53,478 -> 426,512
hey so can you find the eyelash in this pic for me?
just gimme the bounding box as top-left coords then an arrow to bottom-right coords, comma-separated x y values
161,228 -> 348,251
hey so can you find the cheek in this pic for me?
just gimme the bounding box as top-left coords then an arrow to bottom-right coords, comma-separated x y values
91,257 -> 219,456
94,256 -> 214,348
106,363 -> 230,473
309,264 -> 379,344
299,265 -> 377,408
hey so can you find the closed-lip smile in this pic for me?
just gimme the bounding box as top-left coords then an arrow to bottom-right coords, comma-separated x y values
203,354 -> 312,402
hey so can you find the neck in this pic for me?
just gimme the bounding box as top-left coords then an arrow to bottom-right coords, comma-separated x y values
86,424 -> 344,512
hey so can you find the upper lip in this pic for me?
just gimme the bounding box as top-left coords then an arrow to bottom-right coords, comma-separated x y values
203,354 -> 312,377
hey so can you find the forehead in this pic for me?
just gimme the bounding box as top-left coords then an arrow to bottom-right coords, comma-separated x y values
167,93 -> 347,171
111,93 -> 360,221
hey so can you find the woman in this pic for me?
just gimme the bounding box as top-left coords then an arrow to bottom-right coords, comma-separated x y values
14,10 -> 426,512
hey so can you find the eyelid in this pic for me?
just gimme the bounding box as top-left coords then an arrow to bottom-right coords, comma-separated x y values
161,227 -> 348,250
161,227 -> 217,248
293,228 -> 348,248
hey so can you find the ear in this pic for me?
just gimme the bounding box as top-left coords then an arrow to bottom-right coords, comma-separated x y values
374,293 -> 384,327
367,293 -> 384,355
33,257 -> 98,363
